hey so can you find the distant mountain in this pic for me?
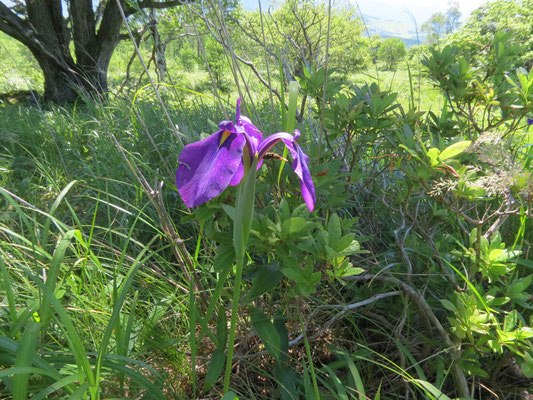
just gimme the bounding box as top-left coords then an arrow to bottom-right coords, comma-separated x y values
361,14 -> 425,47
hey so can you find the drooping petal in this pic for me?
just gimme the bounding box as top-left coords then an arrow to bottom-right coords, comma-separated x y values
291,143 -> 316,212
258,130 -> 316,212
256,131 -> 295,160
229,158 -> 264,187
176,130 -> 245,207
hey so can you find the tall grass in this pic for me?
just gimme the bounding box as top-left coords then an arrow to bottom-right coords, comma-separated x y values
0,98 -> 202,398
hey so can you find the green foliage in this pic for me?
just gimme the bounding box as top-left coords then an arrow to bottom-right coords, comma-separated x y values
447,0 -> 533,69
377,38 -> 406,70
423,33 -> 533,137
421,1 -> 461,44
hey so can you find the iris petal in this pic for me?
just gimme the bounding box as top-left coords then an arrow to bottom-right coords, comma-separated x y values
176,130 -> 245,207
291,143 -> 316,212
256,131 -> 295,159
176,100 -> 315,211
257,131 -> 316,212
235,99 -> 262,157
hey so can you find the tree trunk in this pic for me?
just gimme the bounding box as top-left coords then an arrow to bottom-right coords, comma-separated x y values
0,0 -> 186,104
32,48 -> 114,103
149,10 -> 168,81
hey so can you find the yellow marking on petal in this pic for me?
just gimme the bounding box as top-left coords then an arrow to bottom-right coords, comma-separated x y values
219,130 -> 232,148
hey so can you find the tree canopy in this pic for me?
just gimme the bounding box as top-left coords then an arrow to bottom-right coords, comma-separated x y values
377,37 -> 406,70
446,0 -> 533,69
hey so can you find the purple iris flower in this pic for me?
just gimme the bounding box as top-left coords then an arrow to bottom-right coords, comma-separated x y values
527,118 -> 533,126
176,99 -> 316,211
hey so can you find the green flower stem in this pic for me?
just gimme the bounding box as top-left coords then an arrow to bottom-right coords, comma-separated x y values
223,159 -> 258,394
223,158 -> 258,394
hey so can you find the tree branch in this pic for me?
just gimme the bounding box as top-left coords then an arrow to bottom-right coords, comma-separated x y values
0,2 -> 74,70
70,0 -> 96,62
135,0 -> 187,11
0,2 -> 32,45
288,291 -> 400,346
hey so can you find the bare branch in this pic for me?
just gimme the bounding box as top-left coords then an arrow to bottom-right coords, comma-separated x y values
288,291 -> 400,346
136,0 -> 188,11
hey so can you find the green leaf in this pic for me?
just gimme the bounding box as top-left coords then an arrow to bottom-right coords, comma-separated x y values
413,379 -> 451,400
40,229 -> 78,328
328,213 -> 342,244
213,247 -> 235,273
323,364 -> 348,400
203,349 -> 225,391
274,313 -> 289,361
509,275 -> 533,300
281,217 -> 307,236
245,262 -> 283,301
279,198 -> 290,221
310,271 -> 322,284
275,364 -> 298,400
340,351 -> 365,400
0,254 -> 16,323
339,266 -> 364,277
338,240 -> 361,257
27,272 -> 95,389
503,310 -> 519,332
399,144 -> 423,162
221,204 -> 235,221
520,358 -> 533,378
282,267 -> 305,283
332,233 -> 355,253
427,147 -> 440,166
216,306 -> 228,349
488,248 -> 506,262
292,203 -> 310,218
221,391 -> 239,400
14,322 -> 40,400
438,140 -> 471,161
250,307 -> 281,360
440,299 -> 457,312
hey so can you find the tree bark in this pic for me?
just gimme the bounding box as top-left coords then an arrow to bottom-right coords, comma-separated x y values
149,10 -> 168,81
34,51 -> 113,103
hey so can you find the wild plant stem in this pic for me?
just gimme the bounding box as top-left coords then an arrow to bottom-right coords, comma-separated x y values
223,163 -> 257,394
223,253 -> 244,393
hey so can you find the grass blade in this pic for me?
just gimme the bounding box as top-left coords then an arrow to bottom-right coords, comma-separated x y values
13,322 -> 40,400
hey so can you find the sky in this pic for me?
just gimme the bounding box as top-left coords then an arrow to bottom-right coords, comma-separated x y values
353,0 -> 491,24
242,0 -> 492,25
2,0 -> 491,26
